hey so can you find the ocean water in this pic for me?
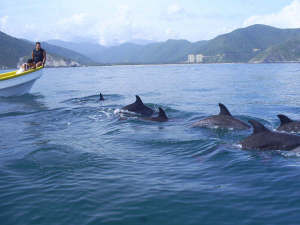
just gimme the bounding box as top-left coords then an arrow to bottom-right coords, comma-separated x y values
1,64 -> 300,225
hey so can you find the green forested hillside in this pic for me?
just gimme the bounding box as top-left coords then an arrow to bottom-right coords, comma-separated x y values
195,24 -> 300,63
0,31 -> 94,68
0,31 -> 33,67
250,39 -> 300,63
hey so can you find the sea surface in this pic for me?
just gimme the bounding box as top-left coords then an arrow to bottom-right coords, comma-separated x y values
1,64 -> 300,225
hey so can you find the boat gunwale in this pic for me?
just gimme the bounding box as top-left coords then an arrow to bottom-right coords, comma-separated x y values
0,66 -> 43,81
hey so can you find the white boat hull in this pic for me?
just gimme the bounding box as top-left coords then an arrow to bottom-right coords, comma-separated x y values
0,68 -> 43,97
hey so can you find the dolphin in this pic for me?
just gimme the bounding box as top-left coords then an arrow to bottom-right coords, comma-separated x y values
122,95 -> 154,116
192,103 -> 250,130
277,114 -> 300,133
240,119 -> 300,151
99,93 -> 105,101
146,107 -> 168,122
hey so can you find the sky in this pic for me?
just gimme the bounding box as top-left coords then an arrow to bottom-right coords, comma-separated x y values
1,0 -> 300,46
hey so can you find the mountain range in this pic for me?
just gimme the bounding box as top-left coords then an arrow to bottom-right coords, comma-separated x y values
2,24 -> 300,68
47,24 -> 300,64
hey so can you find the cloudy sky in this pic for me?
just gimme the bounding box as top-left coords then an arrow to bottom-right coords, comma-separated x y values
1,0 -> 300,45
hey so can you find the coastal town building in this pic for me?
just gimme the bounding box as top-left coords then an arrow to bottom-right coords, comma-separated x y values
188,54 -> 204,63
188,54 -> 195,63
196,54 -> 204,63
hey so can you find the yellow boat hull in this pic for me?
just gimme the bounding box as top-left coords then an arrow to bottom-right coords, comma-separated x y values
0,66 -> 43,97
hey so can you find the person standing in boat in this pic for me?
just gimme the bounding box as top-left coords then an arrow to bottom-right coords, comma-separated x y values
32,42 -> 46,67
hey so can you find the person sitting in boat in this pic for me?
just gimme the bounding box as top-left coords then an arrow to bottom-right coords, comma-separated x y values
17,59 -> 36,74
32,42 -> 46,67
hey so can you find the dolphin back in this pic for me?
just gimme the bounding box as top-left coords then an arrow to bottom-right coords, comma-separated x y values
277,114 -> 300,132
147,107 -> 168,122
158,107 -> 168,120
192,103 -> 250,130
242,119 -> 300,150
122,95 -> 154,116
99,93 -> 105,101
277,114 -> 293,125
218,103 -> 232,116
249,119 -> 269,134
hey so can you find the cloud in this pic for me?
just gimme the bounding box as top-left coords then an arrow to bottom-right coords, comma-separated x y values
49,7 -> 146,45
0,3 -> 224,46
14,6 -> 157,46
167,4 -> 184,16
243,0 -> 300,28
94,5 -> 134,45
0,16 -> 8,31
58,13 -> 88,26
164,3 -> 190,21
93,5 -> 161,46
51,13 -> 92,41
0,15 -> 42,41
165,28 -> 179,39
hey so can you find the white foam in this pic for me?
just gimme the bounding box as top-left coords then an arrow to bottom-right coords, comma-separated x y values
103,111 -> 111,118
117,109 -> 139,117
16,67 -> 24,74
233,143 -> 242,149
114,109 -> 121,115
280,149 -> 300,158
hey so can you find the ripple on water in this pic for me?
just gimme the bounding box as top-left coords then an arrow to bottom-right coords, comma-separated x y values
2,65 -> 300,225
61,94 -> 124,106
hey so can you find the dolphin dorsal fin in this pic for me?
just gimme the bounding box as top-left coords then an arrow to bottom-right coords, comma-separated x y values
99,93 -> 104,101
135,95 -> 144,105
249,120 -> 269,134
218,103 -> 232,116
277,114 -> 293,125
158,107 -> 168,119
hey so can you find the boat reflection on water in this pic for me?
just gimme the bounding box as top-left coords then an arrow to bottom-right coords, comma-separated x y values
0,93 -> 48,117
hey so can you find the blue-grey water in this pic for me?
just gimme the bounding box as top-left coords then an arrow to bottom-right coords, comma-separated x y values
1,64 -> 300,225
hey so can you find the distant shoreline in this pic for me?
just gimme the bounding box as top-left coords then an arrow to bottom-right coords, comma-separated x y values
2,61 -> 300,70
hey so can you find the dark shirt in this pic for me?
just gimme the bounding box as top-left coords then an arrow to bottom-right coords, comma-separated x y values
33,48 -> 45,63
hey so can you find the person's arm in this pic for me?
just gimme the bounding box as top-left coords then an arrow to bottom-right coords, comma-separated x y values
42,51 -> 46,67
32,51 -> 34,61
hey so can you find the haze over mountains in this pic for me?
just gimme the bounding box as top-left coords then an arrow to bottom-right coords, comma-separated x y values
48,24 -> 300,64
2,24 -> 300,68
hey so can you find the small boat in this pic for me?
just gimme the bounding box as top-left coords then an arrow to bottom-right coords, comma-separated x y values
0,66 -> 43,97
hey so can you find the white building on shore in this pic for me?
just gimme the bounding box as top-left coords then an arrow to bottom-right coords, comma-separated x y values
188,54 -> 195,63
196,54 -> 204,63
187,54 -> 204,63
